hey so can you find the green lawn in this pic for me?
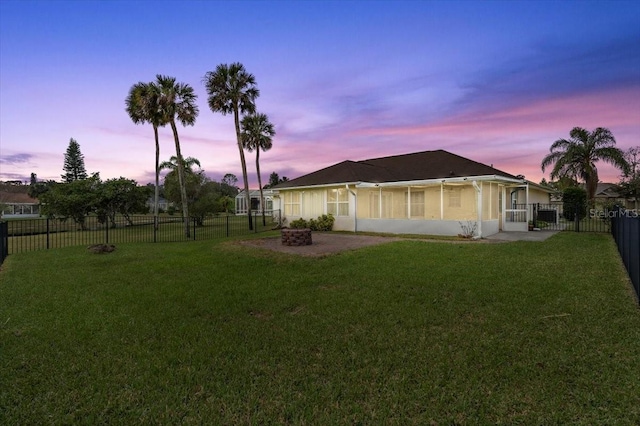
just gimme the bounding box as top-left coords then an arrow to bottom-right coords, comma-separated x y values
1,232 -> 639,424
6,214 -> 277,253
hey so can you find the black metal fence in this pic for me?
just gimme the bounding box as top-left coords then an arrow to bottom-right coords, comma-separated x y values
528,203 -> 611,233
0,210 -> 281,259
0,221 -> 8,265
611,208 -> 640,304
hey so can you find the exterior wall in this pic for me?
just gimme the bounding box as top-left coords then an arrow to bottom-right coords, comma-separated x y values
280,181 -> 506,237
511,186 -> 550,205
442,185 -> 477,221
482,219 -> 499,236
357,219 -> 462,236
528,188 -> 551,204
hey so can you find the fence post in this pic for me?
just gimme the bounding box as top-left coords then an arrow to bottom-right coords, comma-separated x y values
154,216 -> 157,243
226,215 -> 229,237
192,218 -> 196,241
46,217 -> 50,250
0,222 -> 8,265
575,203 -> 580,232
105,220 -> 109,244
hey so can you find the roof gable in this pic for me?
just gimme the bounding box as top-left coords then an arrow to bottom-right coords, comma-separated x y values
275,150 -> 520,188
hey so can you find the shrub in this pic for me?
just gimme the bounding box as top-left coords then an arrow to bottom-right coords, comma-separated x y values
288,214 -> 335,231
289,218 -> 308,229
562,187 -> 587,221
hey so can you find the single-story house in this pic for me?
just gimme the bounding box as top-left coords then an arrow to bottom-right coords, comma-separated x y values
145,197 -> 173,212
592,183 -> 630,207
235,189 -> 276,215
272,150 -> 552,237
0,191 -> 40,218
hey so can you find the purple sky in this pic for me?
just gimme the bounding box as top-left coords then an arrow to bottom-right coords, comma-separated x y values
1,0 -> 639,188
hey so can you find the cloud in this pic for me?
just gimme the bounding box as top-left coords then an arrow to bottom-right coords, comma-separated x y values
452,31 -> 640,116
0,153 -> 33,165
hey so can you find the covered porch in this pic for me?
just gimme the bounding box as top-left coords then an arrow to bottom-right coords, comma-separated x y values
355,175 -> 528,238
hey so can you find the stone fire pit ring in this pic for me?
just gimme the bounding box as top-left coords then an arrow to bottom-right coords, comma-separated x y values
281,228 -> 313,246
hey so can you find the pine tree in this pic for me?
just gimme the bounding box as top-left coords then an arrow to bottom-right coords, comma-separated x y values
62,138 -> 87,182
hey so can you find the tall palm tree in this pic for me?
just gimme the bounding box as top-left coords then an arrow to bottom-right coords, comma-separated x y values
241,113 -> 275,226
203,63 -> 259,230
125,81 -> 166,230
155,75 -> 199,237
541,127 -> 629,201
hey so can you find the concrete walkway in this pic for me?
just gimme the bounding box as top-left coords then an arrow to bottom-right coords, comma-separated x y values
485,230 -> 560,242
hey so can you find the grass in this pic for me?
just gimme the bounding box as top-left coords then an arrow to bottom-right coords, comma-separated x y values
1,232 -> 639,424
5,214 -> 277,253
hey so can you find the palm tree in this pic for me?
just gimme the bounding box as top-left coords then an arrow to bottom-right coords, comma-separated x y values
125,81 -> 166,230
155,75 -> 199,237
541,127 -> 629,201
159,156 -> 202,172
203,63 -> 259,230
241,113 -> 275,226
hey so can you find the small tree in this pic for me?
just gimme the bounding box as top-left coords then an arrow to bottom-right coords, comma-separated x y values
27,173 -> 53,199
95,178 -> 151,228
264,172 -> 289,189
62,138 -> 88,182
40,174 -> 101,229
563,187 -> 587,221
222,173 -> 238,189
218,195 -> 233,214
618,146 -> 640,209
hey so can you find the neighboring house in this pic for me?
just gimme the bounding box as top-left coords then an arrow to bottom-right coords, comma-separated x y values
235,189 -> 276,215
272,150 -> 552,237
0,191 -> 40,218
549,183 -> 633,208
145,197 -> 173,212
592,183 -> 629,206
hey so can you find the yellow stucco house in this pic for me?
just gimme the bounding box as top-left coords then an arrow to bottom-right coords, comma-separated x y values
272,150 -> 551,238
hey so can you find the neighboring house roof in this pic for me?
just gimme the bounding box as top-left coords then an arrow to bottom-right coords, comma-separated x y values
0,191 -> 38,204
236,189 -> 275,198
594,183 -> 622,198
274,150 -> 522,189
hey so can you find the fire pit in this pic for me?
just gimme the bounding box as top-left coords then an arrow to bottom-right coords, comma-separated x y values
281,228 -> 312,246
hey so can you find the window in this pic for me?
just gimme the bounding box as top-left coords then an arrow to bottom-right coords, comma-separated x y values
370,191 -> 392,218
283,192 -> 301,216
327,188 -> 349,216
448,188 -> 461,208
404,190 -> 425,217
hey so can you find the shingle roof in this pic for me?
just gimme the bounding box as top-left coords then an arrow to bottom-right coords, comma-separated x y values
595,183 -> 621,197
274,150 -> 520,189
0,191 -> 38,204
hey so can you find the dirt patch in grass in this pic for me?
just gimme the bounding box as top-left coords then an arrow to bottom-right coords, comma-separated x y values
238,232 -> 404,257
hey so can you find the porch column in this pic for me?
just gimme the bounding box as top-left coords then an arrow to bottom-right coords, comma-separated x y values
472,181 -> 483,238
525,183 -> 530,227
501,186 -> 506,228
440,182 -> 444,220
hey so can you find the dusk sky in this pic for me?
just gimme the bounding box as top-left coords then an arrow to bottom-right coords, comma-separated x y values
1,0 -> 639,188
